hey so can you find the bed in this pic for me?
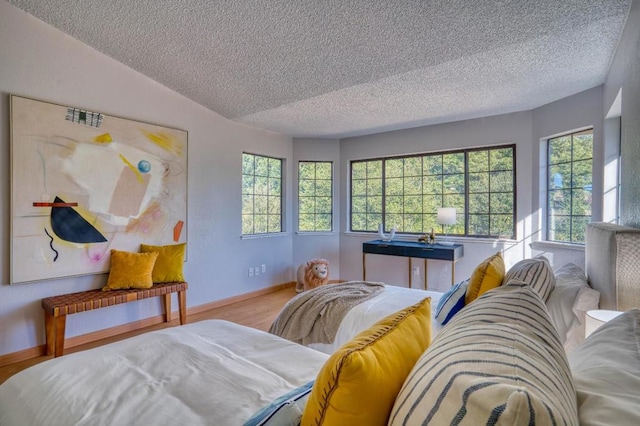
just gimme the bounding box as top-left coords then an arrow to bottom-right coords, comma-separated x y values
271,222 -> 640,356
1,222 -> 638,425
0,320 -> 329,426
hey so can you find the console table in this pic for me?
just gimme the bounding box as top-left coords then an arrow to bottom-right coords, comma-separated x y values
362,240 -> 464,290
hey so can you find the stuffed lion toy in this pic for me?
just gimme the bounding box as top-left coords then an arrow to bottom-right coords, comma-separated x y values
296,259 -> 329,292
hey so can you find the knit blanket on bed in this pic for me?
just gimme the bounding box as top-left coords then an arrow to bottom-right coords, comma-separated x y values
269,281 -> 385,345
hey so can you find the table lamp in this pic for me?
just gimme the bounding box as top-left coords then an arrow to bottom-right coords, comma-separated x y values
437,207 -> 456,246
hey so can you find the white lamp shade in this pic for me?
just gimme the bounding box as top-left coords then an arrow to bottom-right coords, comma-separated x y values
437,207 -> 457,225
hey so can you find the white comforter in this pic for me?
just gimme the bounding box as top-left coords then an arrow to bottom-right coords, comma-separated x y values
308,284 -> 443,354
0,320 -> 329,426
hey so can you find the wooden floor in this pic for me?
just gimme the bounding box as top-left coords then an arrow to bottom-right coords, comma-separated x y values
0,286 -> 297,385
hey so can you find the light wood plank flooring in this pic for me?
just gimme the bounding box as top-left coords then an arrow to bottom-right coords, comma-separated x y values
0,286 -> 297,385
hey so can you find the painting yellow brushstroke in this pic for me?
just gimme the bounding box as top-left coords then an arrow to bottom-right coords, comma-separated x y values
119,154 -> 144,183
144,131 -> 184,156
93,133 -> 113,144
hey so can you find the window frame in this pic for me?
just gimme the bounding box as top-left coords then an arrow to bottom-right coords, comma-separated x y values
545,128 -> 593,244
349,144 -> 517,239
297,160 -> 334,233
241,152 -> 284,236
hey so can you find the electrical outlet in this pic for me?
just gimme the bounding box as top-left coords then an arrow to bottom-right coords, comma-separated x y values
412,266 -> 420,275
254,266 -> 260,276
248,267 -> 253,277
261,264 -> 266,273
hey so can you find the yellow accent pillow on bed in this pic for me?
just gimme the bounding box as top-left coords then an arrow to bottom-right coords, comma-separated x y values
301,297 -> 432,426
140,243 -> 186,283
465,251 -> 505,305
103,249 -> 158,291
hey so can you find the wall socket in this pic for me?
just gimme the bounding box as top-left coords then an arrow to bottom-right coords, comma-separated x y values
248,267 -> 254,277
254,266 -> 260,276
261,264 -> 266,273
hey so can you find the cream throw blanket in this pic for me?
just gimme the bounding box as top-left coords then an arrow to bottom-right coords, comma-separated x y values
269,281 -> 385,345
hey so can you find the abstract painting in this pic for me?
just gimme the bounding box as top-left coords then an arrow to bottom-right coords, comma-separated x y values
10,95 -> 187,284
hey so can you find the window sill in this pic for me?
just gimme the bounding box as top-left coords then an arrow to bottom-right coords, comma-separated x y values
530,240 -> 585,252
295,231 -> 336,236
241,232 -> 289,240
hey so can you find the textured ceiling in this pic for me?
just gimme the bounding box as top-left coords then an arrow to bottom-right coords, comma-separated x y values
8,0 -> 632,139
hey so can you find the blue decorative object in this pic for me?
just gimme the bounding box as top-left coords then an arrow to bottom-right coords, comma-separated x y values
138,160 -> 151,173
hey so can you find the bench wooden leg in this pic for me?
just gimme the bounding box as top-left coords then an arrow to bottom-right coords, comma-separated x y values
178,290 -> 187,325
44,310 -> 55,356
53,315 -> 66,358
163,294 -> 172,323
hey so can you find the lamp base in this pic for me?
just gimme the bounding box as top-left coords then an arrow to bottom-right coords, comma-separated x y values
439,241 -> 455,246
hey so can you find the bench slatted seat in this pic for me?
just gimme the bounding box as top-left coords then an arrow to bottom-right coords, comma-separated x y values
42,281 -> 188,357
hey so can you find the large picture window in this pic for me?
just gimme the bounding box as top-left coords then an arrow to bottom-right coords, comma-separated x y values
547,129 -> 593,243
350,145 -> 516,238
242,153 -> 283,235
298,161 -> 333,232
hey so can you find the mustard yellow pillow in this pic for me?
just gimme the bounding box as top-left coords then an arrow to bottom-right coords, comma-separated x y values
301,297 -> 432,426
464,251 -> 505,304
140,243 -> 186,283
103,249 -> 158,291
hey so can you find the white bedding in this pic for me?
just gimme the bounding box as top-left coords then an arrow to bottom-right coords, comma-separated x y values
308,284 -> 443,354
0,320 -> 329,426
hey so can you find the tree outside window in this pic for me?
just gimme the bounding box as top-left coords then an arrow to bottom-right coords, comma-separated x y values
242,153 -> 283,235
350,145 -> 515,238
298,161 -> 333,232
547,129 -> 593,243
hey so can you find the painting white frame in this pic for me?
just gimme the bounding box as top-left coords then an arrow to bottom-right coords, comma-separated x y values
10,95 -> 188,284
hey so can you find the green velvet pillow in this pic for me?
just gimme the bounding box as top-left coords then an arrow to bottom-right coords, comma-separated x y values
140,243 -> 186,283
103,249 -> 158,291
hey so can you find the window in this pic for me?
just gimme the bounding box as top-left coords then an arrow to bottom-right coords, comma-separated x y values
350,145 -> 515,238
242,153 -> 283,235
298,161 -> 333,232
547,129 -> 593,243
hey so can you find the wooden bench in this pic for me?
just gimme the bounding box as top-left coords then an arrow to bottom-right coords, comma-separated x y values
42,281 -> 188,357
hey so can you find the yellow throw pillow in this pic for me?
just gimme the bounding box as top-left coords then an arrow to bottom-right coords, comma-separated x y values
301,297 -> 432,426
103,249 -> 158,291
140,243 -> 186,283
464,251 -> 505,305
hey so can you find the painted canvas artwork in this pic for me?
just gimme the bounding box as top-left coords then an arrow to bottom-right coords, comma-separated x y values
10,95 -> 187,283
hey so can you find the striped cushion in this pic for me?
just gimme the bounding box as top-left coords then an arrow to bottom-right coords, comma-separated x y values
503,258 -> 555,301
389,281 -> 578,426
434,279 -> 468,325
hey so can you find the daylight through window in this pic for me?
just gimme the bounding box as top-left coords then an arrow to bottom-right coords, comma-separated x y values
298,161 -> 333,232
350,145 -> 516,238
547,129 -> 593,243
242,153 -> 283,235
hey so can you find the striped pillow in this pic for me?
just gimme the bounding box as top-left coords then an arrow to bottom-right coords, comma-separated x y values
434,279 -> 469,325
503,258 -> 555,301
389,281 -> 578,426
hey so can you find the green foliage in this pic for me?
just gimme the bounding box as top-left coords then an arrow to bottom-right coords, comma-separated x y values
350,146 -> 515,238
298,161 -> 333,232
242,153 -> 283,235
547,130 -> 593,243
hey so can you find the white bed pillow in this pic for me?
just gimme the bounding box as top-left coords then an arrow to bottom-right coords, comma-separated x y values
546,263 -> 600,352
568,309 -> 640,426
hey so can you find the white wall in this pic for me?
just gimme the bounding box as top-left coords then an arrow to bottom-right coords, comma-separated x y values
531,85 -> 605,230
0,2 -> 294,356
292,138 -> 341,280
605,0 -> 640,227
